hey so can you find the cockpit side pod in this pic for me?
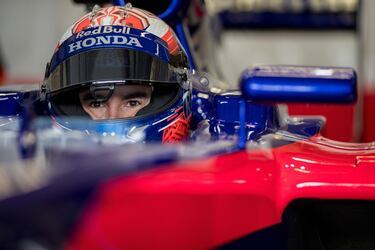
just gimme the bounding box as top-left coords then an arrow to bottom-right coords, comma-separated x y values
209,92 -> 279,141
0,85 -> 46,119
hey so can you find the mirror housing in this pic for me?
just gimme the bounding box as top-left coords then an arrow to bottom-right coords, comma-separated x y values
240,65 -> 357,103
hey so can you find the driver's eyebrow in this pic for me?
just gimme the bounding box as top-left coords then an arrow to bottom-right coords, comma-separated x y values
122,92 -> 149,100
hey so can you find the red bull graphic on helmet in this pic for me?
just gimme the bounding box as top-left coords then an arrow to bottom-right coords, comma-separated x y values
57,6 -> 180,56
75,25 -> 130,39
48,25 -> 171,74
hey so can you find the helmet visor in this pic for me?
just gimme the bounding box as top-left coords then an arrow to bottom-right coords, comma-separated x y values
46,48 -> 186,94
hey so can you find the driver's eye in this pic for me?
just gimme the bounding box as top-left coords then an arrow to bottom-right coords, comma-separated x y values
128,100 -> 141,107
90,101 -> 104,108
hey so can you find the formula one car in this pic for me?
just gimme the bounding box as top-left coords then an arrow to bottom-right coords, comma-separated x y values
1,64 -> 374,250
0,1 -> 375,250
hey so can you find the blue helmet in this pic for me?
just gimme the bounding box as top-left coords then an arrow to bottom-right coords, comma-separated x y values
42,5 -> 192,143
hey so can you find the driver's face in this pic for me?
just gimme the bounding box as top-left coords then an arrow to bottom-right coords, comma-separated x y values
79,85 -> 152,120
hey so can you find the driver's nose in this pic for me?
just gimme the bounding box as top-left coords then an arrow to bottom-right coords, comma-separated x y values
107,97 -> 123,119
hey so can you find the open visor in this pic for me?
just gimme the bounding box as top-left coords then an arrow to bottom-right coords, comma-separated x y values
46,48 -> 187,94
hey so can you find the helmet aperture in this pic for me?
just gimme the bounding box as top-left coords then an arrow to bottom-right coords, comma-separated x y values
79,83 -> 152,120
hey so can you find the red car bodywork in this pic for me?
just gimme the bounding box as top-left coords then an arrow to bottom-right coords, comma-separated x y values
66,134 -> 375,250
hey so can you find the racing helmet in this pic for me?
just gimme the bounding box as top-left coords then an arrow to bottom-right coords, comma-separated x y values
42,5 -> 192,143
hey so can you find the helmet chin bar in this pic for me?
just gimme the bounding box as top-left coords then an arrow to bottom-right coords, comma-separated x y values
89,82 -> 115,103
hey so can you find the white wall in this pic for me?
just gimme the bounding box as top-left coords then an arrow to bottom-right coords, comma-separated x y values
217,30 -> 358,87
360,0 -> 375,88
0,0 -> 86,81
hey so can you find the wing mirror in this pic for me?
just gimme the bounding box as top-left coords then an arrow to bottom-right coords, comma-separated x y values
240,65 -> 357,103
